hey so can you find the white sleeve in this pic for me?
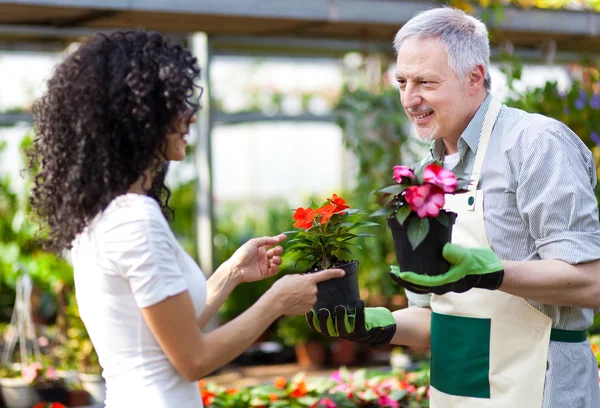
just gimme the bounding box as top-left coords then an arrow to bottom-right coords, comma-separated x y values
103,206 -> 188,308
405,290 -> 432,308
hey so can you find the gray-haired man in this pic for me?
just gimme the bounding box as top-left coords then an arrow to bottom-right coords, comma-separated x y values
308,7 -> 600,407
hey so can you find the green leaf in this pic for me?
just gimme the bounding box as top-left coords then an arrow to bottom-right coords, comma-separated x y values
407,216 -> 429,250
395,205 -> 412,226
371,207 -> 394,218
355,233 -> 375,237
436,211 -> 449,228
372,183 -> 408,195
349,221 -> 379,228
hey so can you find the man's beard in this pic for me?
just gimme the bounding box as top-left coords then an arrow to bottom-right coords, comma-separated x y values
414,120 -> 440,142
407,106 -> 439,142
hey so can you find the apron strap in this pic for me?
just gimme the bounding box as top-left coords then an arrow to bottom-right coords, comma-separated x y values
469,97 -> 502,192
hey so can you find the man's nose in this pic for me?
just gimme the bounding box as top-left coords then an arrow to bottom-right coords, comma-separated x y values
401,83 -> 423,109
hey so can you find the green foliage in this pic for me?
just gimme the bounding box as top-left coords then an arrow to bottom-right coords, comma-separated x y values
335,85 -> 423,299
211,200 -> 304,322
276,315 -> 326,347
283,195 -> 377,271
168,180 -> 199,260
0,138 -> 73,322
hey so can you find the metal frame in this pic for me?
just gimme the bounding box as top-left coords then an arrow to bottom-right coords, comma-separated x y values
0,1 -> 599,37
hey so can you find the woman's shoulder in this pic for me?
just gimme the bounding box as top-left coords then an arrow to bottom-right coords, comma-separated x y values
90,193 -> 172,239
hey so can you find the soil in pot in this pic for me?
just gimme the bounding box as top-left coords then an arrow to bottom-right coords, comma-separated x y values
310,260 -> 360,314
388,211 -> 457,276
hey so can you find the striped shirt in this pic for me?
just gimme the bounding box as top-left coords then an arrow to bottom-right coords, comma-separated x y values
406,93 -> 600,407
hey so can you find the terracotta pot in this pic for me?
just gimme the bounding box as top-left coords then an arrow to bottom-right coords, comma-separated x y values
67,389 -> 90,407
294,341 -> 327,368
330,339 -> 357,366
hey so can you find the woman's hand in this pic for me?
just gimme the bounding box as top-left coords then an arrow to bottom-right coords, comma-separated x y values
228,233 -> 287,283
267,269 -> 345,316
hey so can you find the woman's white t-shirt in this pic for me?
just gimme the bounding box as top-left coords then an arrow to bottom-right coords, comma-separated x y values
71,194 -> 207,408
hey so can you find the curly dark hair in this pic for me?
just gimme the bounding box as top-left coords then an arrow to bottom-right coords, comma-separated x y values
28,30 -> 201,251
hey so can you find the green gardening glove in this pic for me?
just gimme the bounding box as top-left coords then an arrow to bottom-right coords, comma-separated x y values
389,243 -> 504,295
306,300 -> 396,349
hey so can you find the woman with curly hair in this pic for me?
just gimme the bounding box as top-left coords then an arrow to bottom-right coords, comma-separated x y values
28,31 -> 343,407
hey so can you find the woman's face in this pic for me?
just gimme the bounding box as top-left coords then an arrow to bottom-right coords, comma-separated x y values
164,107 -> 197,161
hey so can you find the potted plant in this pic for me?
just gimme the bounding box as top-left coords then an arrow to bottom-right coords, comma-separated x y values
277,315 -> 328,368
373,161 -> 469,276
283,194 -> 378,313
0,364 -> 40,408
28,363 -> 68,405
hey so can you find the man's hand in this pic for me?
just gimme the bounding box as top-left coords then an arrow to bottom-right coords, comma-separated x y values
305,301 -> 396,349
389,243 -> 504,295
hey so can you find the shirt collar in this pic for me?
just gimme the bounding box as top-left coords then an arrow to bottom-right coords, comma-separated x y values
429,93 -> 492,161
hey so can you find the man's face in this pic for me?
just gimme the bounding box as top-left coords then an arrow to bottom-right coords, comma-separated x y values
395,37 -> 470,143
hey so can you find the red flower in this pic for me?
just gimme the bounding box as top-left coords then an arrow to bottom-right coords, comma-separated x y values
201,388 -> 216,405
315,203 -> 337,224
34,404 -> 66,408
328,194 -> 350,212
404,184 -> 445,218
289,380 -> 308,398
293,207 -> 315,229
422,163 -> 458,193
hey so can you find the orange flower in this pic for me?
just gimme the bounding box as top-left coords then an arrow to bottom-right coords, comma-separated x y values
274,376 -> 287,389
293,207 -> 315,229
226,388 -> 238,395
269,393 -> 279,401
328,194 -> 350,212
198,380 -> 206,389
315,203 -> 337,224
592,343 -> 598,354
289,380 -> 308,398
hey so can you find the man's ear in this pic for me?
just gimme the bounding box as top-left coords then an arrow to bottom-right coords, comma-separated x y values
467,64 -> 486,95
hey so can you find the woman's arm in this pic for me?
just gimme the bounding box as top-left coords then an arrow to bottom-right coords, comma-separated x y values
142,269 -> 344,381
195,261 -> 238,329
196,234 -> 286,329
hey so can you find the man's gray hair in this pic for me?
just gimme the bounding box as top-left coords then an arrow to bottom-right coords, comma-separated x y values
393,7 -> 491,90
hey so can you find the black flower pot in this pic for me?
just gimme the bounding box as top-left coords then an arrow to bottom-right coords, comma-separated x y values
388,210 -> 457,276
311,260 -> 360,314
34,380 -> 69,404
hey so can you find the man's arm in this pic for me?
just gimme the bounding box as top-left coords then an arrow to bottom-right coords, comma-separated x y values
390,306 -> 431,348
500,258 -> 600,309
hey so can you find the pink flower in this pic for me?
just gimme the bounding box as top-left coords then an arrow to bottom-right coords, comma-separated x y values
45,366 -> 57,380
377,395 -> 399,408
423,163 -> 458,193
393,166 -> 414,183
21,362 -> 42,384
318,398 -> 337,408
404,184 -> 445,218
330,371 -> 342,383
